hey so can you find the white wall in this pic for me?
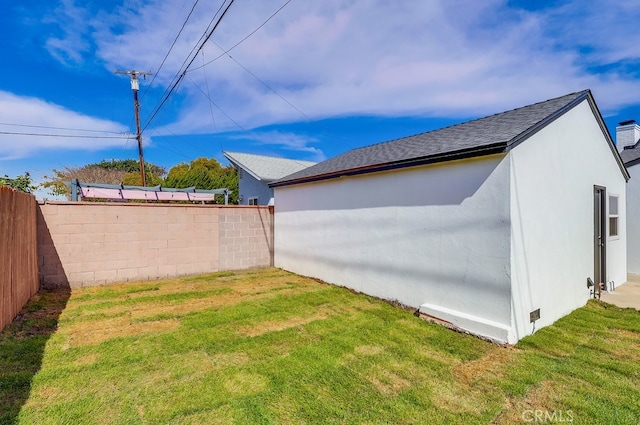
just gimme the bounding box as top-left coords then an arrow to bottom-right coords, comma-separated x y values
275,155 -> 514,342
627,164 -> 640,274
509,100 -> 627,342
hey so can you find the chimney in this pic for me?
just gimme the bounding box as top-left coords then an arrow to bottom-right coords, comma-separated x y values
616,119 -> 640,152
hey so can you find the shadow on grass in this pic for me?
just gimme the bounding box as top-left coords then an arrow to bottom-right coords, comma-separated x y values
0,287 -> 70,424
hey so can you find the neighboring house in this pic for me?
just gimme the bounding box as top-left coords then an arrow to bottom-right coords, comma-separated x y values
270,90 -> 628,344
223,151 -> 316,205
617,120 -> 640,275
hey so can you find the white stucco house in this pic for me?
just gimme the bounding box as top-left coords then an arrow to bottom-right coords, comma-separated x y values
223,151 -> 316,205
270,90 -> 629,344
617,120 -> 640,275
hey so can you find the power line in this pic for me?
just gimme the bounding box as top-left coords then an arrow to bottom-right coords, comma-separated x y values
186,74 -> 249,133
0,122 -> 128,135
141,0 -> 236,134
214,41 -> 314,122
201,51 -> 218,134
139,1 -> 228,129
0,131 -> 133,139
140,0 -> 201,102
188,0 -> 293,72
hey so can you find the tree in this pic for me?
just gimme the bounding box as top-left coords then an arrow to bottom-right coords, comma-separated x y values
164,157 -> 238,204
122,171 -> 164,187
0,172 -> 37,193
42,159 -> 166,198
93,159 -> 166,177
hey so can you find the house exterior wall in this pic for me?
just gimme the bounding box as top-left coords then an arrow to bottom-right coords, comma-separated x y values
626,164 -> 640,274
239,170 -> 273,205
508,100 -> 627,343
274,154 -> 514,342
38,202 -> 273,289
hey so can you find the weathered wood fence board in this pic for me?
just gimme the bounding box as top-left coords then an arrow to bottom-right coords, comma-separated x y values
0,187 -> 39,331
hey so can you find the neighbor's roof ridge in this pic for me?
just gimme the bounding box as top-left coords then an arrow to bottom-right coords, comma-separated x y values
223,151 -> 317,182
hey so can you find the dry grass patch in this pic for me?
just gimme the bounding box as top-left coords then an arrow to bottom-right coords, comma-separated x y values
452,346 -> 516,386
73,353 -> 99,366
166,405 -> 235,425
223,371 -> 269,396
603,329 -> 640,361
354,345 -> 385,356
67,276 -> 324,327
492,380 -> 569,424
62,316 -> 180,347
238,303 -> 354,337
368,369 -> 412,396
430,382 -> 487,415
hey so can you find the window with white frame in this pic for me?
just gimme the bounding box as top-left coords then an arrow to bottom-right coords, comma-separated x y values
248,197 -> 258,205
609,195 -> 619,237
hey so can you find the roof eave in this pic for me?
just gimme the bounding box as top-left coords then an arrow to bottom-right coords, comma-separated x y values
506,90 -> 591,150
270,143 -> 507,188
222,152 -> 264,182
586,92 -> 630,181
505,90 -> 630,182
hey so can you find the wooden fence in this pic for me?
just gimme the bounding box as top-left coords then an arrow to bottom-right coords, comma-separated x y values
0,187 -> 39,332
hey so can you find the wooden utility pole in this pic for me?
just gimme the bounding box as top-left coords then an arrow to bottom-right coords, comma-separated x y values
114,69 -> 153,186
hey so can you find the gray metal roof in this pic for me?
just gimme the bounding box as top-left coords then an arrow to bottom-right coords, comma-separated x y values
223,151 -> 317,182
271,90 -> 627,187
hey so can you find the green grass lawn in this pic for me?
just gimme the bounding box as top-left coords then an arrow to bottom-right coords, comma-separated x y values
1,268 -> 640,424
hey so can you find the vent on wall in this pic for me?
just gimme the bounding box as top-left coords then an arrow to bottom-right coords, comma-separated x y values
529,308 -> 541,323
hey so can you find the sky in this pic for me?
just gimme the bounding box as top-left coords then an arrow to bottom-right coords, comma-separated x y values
2,0 -> 640,199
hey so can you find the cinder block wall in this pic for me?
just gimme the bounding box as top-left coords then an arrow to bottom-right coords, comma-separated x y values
38,202 -> 273,289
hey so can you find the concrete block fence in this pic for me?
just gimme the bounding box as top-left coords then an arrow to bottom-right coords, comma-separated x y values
38,202 -> 274,289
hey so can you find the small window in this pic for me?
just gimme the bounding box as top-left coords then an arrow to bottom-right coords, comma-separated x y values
248,197 -> 258,205
609,195 -> 619,237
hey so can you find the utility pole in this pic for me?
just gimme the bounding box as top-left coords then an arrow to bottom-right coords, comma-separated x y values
114,69 -> 153,186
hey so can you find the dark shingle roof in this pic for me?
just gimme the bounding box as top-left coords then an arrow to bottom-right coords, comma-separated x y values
620,144 -> 640,167
271,90 -> 622,187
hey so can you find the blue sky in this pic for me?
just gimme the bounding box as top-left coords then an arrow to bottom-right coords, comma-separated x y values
2,0 -> 640,198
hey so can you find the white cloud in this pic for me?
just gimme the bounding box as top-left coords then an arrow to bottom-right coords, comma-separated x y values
44,0 -> 640,133
0,91 -> 130,160
43,0 -> 93,65
237,130 -> 325,161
